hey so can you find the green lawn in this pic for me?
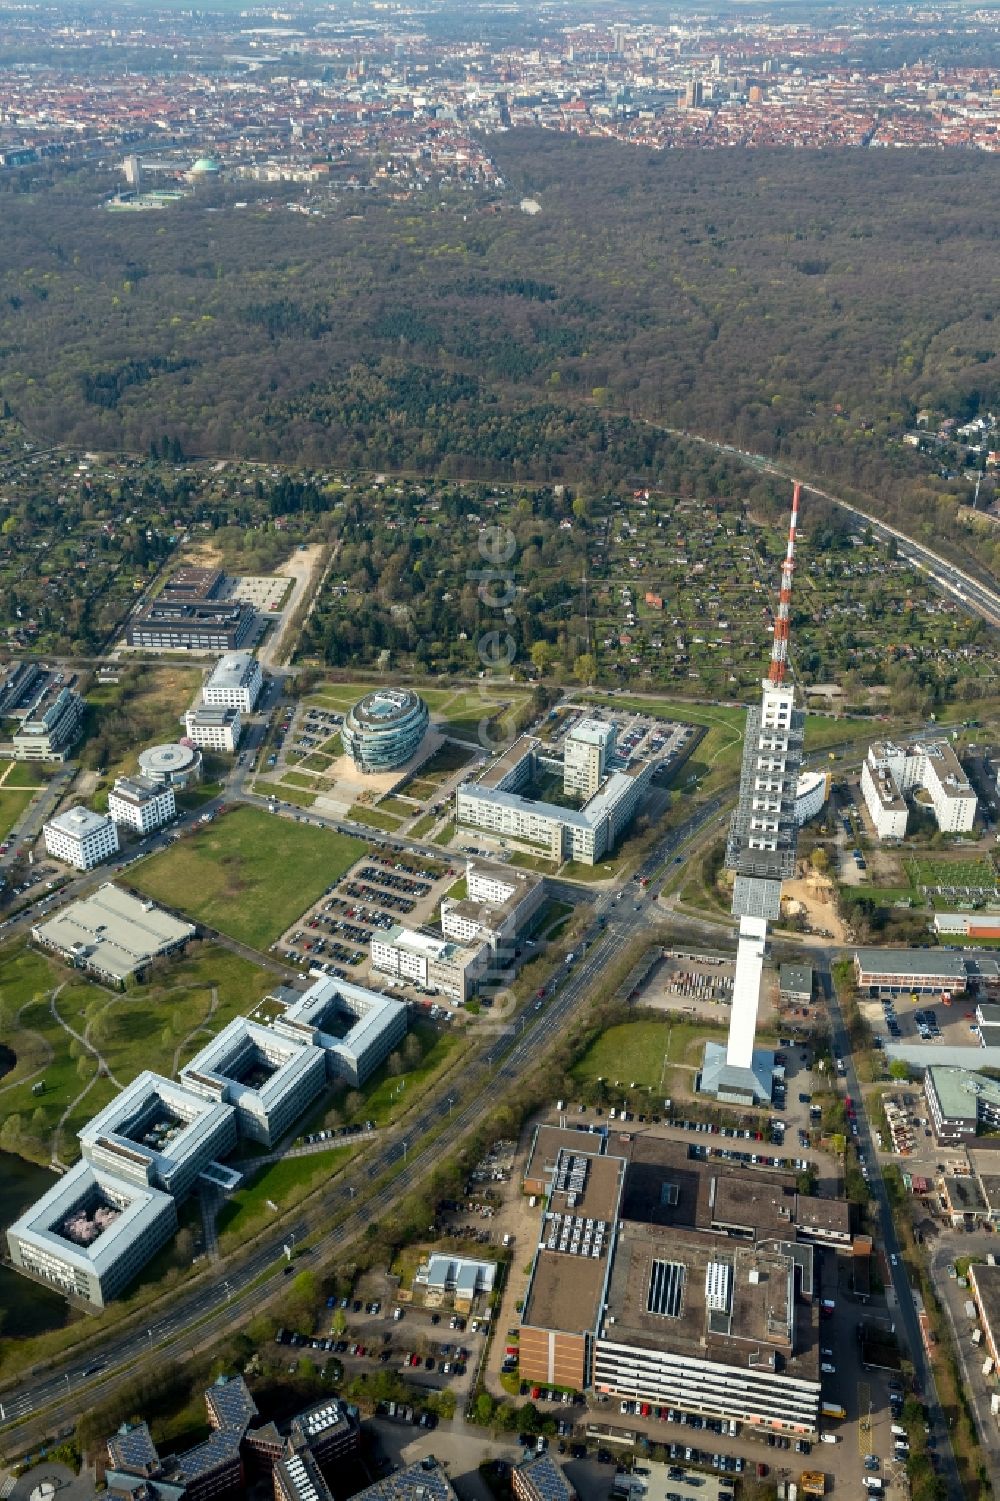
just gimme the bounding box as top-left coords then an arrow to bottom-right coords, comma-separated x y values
2,761 -> 54,789
216,1145 -> 354,1246
349,805 -> 403,831
132,806 -> 365,949
272,785 -> 319,809
570,1018 -> 726,1091
0,789 -> 33,840
344,1021 -> 459,1127
0,941 -> 275,1165
409,812 -> 439,839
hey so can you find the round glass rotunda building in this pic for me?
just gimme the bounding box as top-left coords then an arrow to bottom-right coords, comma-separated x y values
342,688 -> 429,772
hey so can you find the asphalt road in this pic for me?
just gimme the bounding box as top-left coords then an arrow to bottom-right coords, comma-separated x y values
820,960 -> 964,1501
0,793 -> 722,1452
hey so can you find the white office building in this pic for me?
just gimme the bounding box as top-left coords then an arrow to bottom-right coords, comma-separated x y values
33,884 -> 195,987
563,720 -> 616,798
457,736 -> 654,866
79,1072 -> 237,1199
43,806 -> 119,870
108,775 -> 176,835
183,705 -> 242,752
6,1160 -> 177,1309
181,1018 -> 326,1147
275,973 -> 409,1087
441,859 -> 546,961
793,771 -> 829,827
202,651 -> 264,714
861,740 -> 977,840
370,924 -> 489,1002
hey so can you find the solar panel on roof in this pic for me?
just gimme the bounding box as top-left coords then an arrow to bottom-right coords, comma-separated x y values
647,1258 -> 685,1318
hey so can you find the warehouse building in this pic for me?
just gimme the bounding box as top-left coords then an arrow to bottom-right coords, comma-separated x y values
517,1129 -> 845,1433
183,704 -> 242,752
202,651 -> 264,713
79,1072 -> 237,1198
342,687 -> 429,772
370,923 -> 489,1002
108,774 -> 176,835
182,1018 -> 326,1147
924,1065 -> 1000,1143
440,859 -> 546,960
853,947 -> 969,996
32,883 -> 195,986
43,805 -> 119,869
6,1159 -> 177,1309
274,972 -> 408,1087
861,739 -> 977,840
457,735 -> 655,865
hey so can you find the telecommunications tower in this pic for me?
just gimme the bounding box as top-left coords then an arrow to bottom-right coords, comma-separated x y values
700,482 -> 805,1104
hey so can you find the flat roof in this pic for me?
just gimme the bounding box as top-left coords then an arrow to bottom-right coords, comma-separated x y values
206,651 -> 258,689
8,1159 -> 174,1278
377,924 -> 480,967
111,774 -> 169,804
46,804 -> 112,838
854,948 -> 968,980
928,1065 -> 1000,1121
276,972 -> 406,1065
601,1221 -> 817,1379
79,1070 -> 232,1175
566,720 -> 614,748
522,1244 -> 610,1337
779,963 -> 813,995
524,1124 -> 605,1187
33,884 -> 195,981
943,1174 -> 988,1213
970,1262 -> 1000,1343
186,705 -> 239,726
182,1017 -> 319,1110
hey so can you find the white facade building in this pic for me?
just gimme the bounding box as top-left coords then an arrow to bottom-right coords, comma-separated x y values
457,736 -> 654,866
274,973 -> 408,1088
108,775 -> 176,835
79,1072 -> 237,1199
6,1160 -> 177,1309
183,705 -> 242,752
861,740 -> 977,840
202,651 -> 263,713
563,720 -> 616,798
181,1018 -> 326,1147
792,771 -> 829,827
44,806 -> 119,870
440,859 -> 546,960
370,924 -> 489,1001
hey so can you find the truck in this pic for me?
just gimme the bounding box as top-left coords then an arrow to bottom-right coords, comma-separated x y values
565,952 -> 576,966
820,1402 -> 846,1420
965,1300 -> 977,1319
984,1357 -> 995,1377
890,1425 -> 907,1439
973,1329 -> 983,1346
799,1474 -> 826,1498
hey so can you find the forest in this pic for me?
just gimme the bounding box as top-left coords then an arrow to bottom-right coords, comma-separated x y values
2,135 -> 1000,580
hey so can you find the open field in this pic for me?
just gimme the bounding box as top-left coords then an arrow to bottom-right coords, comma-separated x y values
132,806 -> 366,949
0,789 -> 33,841
216,1144 -> 355,1247
0,941 -> 274,1166
570,1018 -> 726,1093
82,664 -> 203,781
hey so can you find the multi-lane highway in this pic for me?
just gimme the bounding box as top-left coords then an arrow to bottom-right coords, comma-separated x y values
0,791 -> 722,1452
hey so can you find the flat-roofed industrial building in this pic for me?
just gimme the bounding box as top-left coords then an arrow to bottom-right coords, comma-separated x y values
32,883 -> 195,987
853,947 -> 968,996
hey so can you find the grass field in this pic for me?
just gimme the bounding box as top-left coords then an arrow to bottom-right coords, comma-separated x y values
0,789 -> 33,841
85,665 -> 203,785
570,1018 -> 726,1092
0,941 -> 275,1165
349,805 -> 403,831
1,762 -> 54,789
216,1145 -> 354,1246
344,1021 -> 460,1127
409,812 -> 439,839
132,806 -> 365,949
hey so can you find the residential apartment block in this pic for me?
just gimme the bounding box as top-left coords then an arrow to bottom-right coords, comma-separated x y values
563,719 -> 616,798
861,739 -> 977,839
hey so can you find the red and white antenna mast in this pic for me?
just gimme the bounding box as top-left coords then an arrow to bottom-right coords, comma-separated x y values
768,481 -> 801,686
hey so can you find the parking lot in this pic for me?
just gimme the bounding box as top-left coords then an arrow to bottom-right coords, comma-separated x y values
546,704 -> 695,780
273,848 -> 460,993
860,991 -> 982,1054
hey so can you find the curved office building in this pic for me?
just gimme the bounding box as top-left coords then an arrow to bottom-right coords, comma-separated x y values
343,688 -> 429,772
